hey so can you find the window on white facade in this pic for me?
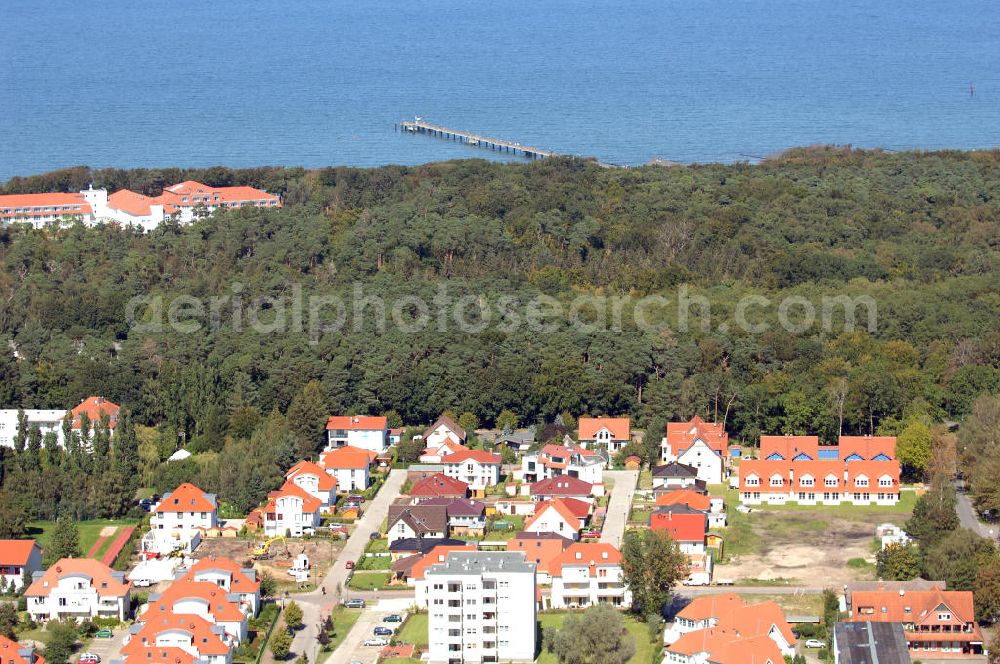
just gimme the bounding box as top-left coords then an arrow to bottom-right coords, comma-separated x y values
746,476 -> 760,487
769,475 -> 783,487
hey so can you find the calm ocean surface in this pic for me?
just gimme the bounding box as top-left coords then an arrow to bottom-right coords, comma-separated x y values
2,0 -> 998,181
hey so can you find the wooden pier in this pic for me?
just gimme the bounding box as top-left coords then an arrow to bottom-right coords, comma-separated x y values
397,117 -> 556,159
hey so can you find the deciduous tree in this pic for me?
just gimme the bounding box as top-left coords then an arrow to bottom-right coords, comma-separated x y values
621,529 -> 689,616
550,605 -> 636,664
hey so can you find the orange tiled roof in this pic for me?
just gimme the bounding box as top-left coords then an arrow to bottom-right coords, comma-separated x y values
508,534 -> 570,570
118,645 -> 194,664
285,460 -> 337,491
759,435 -> 820,459
578,417 -> 630,441
185,557 -> 259,593
524,499 -> 583,532
838,435 -> 896,460
0,635 -> 44,664
326,415 -> 387,431
850,587 -> 975,625
147,580 -> 247,623
266,480 -> 322,514
71,396 -> 120,429
0,539 -> 40,566
409,473 -> 469,498
440,449 -> 501,465
26,558 -> 130,597
656,489 -> 711,511
155,483 -> 216,513
666,416 -> 729,455
677,593 -> 744,621
157,181 -> 280,208
319,445 -> 378,470
0,192 -> 91,219
107,189 -> 177,216
122,612 -> 229,657
544,542 -> 622,577
740,459 -> 900,493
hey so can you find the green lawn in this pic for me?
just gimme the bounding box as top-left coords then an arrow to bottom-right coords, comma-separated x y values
365,537 -> 389,554
347,571 -> 394,591
326,606 -> 363,652
736,593 -> 823,616
26,519 -> 139,557
537,612 -> 659,664
395,612 -> 429,648
357,554 -> 392,570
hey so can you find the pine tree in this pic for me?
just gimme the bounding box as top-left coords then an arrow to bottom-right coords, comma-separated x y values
286,380 -> 329,457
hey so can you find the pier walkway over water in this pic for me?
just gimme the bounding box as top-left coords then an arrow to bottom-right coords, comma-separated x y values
397,117 -> 555,159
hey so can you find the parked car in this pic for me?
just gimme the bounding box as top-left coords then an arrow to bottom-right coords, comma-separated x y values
373,626 -> 393,636
805,639 -> 826,649
383,614 -> 403,623
349,495 -> 365,503
79,653 -> 101,664
580,529 -> 601,539
94,628 -> 114,638
345,560 -> 356,569
344,598 -> 365,609
369,531 -> 380,540
302,527 -> 316,536
362,637 -> 388,647
736,504 -> 753,513
132,578 -> 152,588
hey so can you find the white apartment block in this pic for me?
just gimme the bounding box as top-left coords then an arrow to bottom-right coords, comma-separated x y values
25,558 -> 131,622
0,409 -> 66,448
440,451 -> 502,494
325,415 -> 388,453
421,551 -> 537,664
548,543 -> 631,609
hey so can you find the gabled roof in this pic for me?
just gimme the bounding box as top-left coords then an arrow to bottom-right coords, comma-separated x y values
508,533 -> 570,570
147,579 -> 247,623
652,462 -> 699,478
107,189 -> 176,216
265,480 -> 322,514
529,476 -> 593,497
838,436 -> 897,460
0,192 -> 91,219
185,556 -> 259,593
0,635 -> 44,664
26,558 -> 130,597
418,497 -> 486,517
650,506 -> 707,542
656,489 -> 710,511
326,415 -> 387,431
388,505 -> 449,535
545,542 -> 622,577
117,646 -> 194,664
388,537 -> 467,554
319,445 -> 377,470
525,499 -> 584,532
759,435 -> 820,460
578,417 -> 630,441
121,612 -> 229,657
850,587 -> 975,625
667,416 -> 729,455
677,593 -> 744,621
155,483 -> 217,514
285,460 -> 337,491
71,396 -> 120,429
0,539 -> 40,566
409,473 -> 468,498
440,449 -> 501,465
671,595 -> 796,661
405,544 -> 478,580
423,414 -> 467,441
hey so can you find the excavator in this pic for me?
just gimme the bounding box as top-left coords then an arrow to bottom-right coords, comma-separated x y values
251,536 -> 287,560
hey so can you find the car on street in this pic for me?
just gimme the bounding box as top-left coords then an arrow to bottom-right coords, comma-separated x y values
805,639 -> 826,649
345,560 -> 356,569
383,614 -> 403,622
373,626 -> 393,636
79,653 -> 101,664
344,598 -> 366,609
94,628 -> 114,638
362,637 -> 389,647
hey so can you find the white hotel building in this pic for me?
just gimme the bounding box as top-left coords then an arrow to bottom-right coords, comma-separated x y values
420,551 -> 536,664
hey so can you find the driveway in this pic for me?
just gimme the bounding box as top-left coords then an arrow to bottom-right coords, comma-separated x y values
955,480 -> 996,541
290,469 -> 407,663
80,625 -> 130,663
601,470 -> 639,547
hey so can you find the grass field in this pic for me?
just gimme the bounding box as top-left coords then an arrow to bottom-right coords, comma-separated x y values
326,606 -> 363,652
736,593 -> 824,616
395,612 -> 429,648
26,519 -> 138,557
347,571 -> 393,591
537,612 -> 659,664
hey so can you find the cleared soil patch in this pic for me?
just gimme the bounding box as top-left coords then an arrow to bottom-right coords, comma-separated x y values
193,536 -> 345,591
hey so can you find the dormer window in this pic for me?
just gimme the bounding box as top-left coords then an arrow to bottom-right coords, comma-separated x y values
770,475 -> 784,487
825,476 -> 838,487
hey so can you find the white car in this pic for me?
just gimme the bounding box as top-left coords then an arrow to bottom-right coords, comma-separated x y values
736,504 -> 753,513
805,639 -> 826,649
362,638 -> 389,647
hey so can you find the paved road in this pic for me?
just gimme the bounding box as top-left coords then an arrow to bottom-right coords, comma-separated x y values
955,480 -> 996,541
602,470 -> 639,547
290,469 -> 407,663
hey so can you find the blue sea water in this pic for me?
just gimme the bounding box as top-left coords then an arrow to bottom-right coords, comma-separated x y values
2,0 -> 998,181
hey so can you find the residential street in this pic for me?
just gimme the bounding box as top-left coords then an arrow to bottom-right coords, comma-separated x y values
601,469 -> 639,547
289,469 -> 407,663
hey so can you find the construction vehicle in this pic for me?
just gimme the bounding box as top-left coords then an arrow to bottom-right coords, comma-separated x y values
251,536 -> 287,559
